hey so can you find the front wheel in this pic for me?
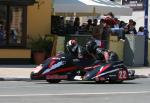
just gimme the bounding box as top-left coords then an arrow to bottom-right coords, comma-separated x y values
46,79 -> 61,83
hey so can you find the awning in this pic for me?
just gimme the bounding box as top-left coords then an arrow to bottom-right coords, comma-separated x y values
53,0 -> 133,16
0,0 -> 36,6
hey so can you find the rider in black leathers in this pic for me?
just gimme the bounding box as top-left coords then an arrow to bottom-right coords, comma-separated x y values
66,39 -> 92,60
66,39 -> 94,67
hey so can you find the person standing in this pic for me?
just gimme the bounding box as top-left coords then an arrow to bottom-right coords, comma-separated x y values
0,24 -> 5,43
125,19 -> 137,35
73,17 -> 80,34
137,26 -> 144,35
92,19 -> 102,40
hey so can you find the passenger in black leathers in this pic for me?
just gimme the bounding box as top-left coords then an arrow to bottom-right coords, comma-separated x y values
85,40 -> 118,63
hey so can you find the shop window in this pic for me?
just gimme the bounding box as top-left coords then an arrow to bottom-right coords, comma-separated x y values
10,7 -> 23,45
0,5 -> 6,46
0,5 -> 26,47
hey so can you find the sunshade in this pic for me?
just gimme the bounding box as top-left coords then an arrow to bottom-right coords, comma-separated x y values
53,0 -> 133,16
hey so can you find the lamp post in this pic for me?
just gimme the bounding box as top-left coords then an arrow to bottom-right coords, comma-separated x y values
144,0 -> 149,66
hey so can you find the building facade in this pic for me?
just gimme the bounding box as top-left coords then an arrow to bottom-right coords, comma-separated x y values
0,0 -> 52,64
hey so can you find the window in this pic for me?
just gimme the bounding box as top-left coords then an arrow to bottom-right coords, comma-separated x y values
122,0 -> 144,11
0,5 -> 27,47
0,5 -> 6,46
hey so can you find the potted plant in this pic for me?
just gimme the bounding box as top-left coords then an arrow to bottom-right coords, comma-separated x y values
30,35 -> 53,65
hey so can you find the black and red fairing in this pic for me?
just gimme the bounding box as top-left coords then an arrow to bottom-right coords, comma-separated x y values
41,57 -> 80,76
31,55 -> 80,80
83,61 -> 129,81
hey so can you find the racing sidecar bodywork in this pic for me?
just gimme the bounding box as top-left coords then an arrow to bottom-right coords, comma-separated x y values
30,54 -> 135,83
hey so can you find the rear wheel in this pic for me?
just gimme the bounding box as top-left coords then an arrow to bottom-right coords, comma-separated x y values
46,79 -> 61,83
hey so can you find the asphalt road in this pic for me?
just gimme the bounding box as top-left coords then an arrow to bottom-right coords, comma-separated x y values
0,78 -> 150,103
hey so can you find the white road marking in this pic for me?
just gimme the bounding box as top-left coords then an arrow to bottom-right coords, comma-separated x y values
0,91 -> 150,97
0,85 -> 50,89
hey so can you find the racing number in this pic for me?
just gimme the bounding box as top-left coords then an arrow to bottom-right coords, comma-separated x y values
118,70 -> 127,80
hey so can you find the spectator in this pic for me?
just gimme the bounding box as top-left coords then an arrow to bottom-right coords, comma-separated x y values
111,18 -> 125,40
92,19 -> 98,26
74,17 -> 80,34
124,26 -> 129,34
85,19 -> 93,34
65,19 -> 75,34
137,26 -> 144,35
106,12 -> 115,18
98,19 -> 105,38
101,20 -> 111,45
119,21 -> 126,28
0,24 -> 5,42
92,19 -> 102,40
125,19 -> 137,34
103,12 -> 116,28
78,23 -> 87,34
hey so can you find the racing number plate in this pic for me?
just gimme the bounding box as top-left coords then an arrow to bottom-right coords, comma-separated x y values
118,70 -> 128,80
46,75 -> 68,79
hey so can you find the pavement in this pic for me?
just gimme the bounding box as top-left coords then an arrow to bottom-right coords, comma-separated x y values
0,65 -> 150,81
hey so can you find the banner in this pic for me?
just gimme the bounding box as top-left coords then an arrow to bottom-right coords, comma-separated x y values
122,0 -> 144,11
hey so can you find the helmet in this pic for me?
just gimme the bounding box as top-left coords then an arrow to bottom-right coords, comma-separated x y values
86,40 -> 97,53
66,40 -> 78,53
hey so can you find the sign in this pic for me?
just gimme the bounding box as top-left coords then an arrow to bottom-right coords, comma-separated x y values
122,0 -> 144,11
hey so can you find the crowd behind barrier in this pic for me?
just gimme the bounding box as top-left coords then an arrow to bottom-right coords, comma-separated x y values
52,12 -> 145,43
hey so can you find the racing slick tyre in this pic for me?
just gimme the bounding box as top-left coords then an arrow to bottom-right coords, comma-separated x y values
46,79 -> 61,83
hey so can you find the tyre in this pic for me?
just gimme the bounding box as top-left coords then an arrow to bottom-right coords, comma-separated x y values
46,79 -> 61,83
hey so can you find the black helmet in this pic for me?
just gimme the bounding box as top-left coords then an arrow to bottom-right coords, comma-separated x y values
86,40 -> 97,53
66,40 -> 78,53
